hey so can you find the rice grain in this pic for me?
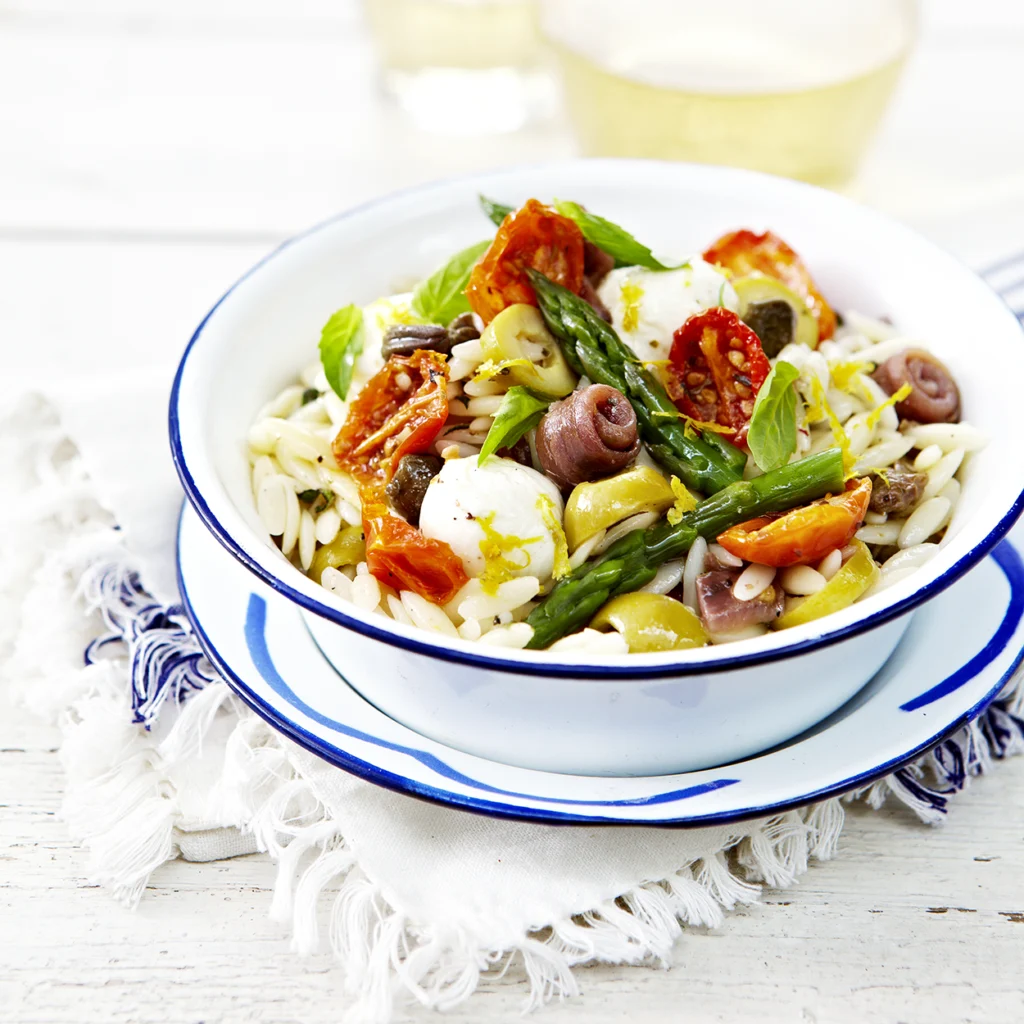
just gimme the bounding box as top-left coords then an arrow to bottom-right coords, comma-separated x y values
682,536 -> 709,610
898,497 -> 951,548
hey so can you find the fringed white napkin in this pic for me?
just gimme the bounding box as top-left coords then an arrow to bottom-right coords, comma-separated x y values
3,376 -> 1023,1024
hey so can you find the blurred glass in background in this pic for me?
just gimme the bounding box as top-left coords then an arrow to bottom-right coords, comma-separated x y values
364,0 -> 553,134
364,0 -> 917,186
541,0 -> 918,186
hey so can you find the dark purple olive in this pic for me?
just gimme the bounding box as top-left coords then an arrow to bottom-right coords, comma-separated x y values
873,349 -> 960,424
536,384 -> 640,490
579,276 -> 612,322
580,242 -> 615,320
583,241 -> 616,287
497,434 -> 533,467
382,323 -> 452,360
385,454 -> 442,525
696,569 -> 784,635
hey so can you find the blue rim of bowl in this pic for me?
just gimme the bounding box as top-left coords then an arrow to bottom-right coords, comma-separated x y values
177,504 -> 1024,827
168,159 -> 1024,681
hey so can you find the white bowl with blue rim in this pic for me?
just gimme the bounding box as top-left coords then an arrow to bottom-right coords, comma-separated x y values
169,159 -> 1024,778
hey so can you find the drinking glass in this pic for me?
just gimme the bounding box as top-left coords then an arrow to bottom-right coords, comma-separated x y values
365,0 -> 554,134
541,0 -> 919,186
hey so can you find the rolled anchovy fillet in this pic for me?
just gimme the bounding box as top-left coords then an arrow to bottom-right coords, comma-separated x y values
536,384 -> 640,490
696,568 -> 784,634
873,349 -> 960,424
527,268 -> 746,495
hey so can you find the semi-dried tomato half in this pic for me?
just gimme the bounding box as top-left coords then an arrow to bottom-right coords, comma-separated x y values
466,198 -> 585,324
332,350 -> 450,484
332,350 -> 467,603
666,308 -> 771,447
703,229 -> 837,341
716,478 -> 872,567
361,489 -> 468,605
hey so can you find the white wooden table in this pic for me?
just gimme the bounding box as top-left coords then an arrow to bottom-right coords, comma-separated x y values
3,2 -> 1024,1021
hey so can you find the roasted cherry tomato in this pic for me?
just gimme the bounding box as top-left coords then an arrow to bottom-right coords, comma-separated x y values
466,198 -> 585,325
362,489 -> 468,605
703,229 -> 837,341
665,308 -> 771,447
333,350 -> 450,484
716,478 -> 872,567
332,350 -> 467,603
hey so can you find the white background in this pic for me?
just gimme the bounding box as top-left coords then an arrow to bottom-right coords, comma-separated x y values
3,1 -> 1024,1021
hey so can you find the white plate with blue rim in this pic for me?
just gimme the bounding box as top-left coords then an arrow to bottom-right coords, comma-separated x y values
178,504 -> 1024,826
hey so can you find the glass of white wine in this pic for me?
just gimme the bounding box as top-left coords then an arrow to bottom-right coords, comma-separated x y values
541,0 -> 919,186
365,0 -> 554,134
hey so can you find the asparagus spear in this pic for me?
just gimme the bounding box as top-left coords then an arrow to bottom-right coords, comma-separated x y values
699,427 -> 749,478
527,269 -> 746,494
525,447 -> 845,649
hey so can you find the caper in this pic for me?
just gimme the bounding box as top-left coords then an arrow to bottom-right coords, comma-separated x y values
447,311 -> 481,346
386,454 -> 442,525
381,323 -> 452,360
734,274 -> 819,355
743,300 -> 797,358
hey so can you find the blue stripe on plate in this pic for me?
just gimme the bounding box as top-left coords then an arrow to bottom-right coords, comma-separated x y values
900,541 -> 1024,712
177,509 -> 1024,825
244,595 -> 740,808
240,541 -> 1024,801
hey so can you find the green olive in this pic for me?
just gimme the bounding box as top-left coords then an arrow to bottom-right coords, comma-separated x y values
309,525 -> 365,581
564,466 -> 675,552
734,274 -> 819,356
773,540 -> 879,630
591,593 -> 708,652
479,304 -> 577,398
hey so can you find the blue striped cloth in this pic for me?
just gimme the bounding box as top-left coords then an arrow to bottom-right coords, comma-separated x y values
984,253 -> 1024,322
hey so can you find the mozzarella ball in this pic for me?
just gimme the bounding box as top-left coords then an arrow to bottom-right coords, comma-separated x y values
597,259 -> 739,363
419,455 -> 564,582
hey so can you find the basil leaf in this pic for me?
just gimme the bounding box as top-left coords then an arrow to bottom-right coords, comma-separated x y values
747,361 -> 801,473
411,240 -> 490,325
318,304 -> 364,401
479,386 -> 552,463
297,488 -> 335,514
480,195 -> 514,227
552,199 -> 679,270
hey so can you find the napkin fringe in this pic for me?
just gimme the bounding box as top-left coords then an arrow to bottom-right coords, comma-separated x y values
8,530 -> 182,905
846,679 -> 1024,823
81,558 -> 218,728
259,803 -> 843,1022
